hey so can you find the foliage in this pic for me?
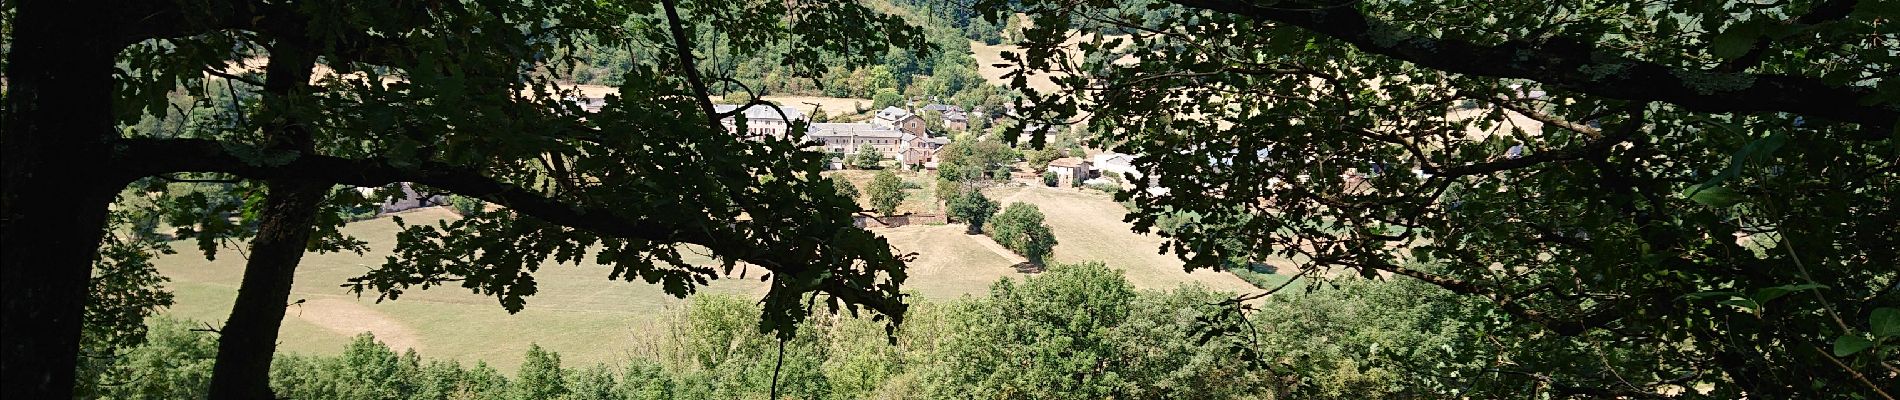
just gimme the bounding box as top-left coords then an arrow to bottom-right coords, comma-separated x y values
945,189 -> 999,234
514,344 -> 567,400
1041,171 -> 1058,187
866,170 -> 906,216
987,202 -> 1057,265
925,262 -> 1272,399
829,176 -> 860,205
1022,149 -> 1057,172
851,144 -> 884,170
872,88 -> 905,109
74,203 -> 177,398
94,317 -> 219,399
448,195 -> 485,217
95,266 -> 1302,400
989,0 -> 1900,397
934,138 -> 1016,185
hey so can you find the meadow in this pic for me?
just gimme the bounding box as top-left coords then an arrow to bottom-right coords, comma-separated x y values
152,179 -> 1256,370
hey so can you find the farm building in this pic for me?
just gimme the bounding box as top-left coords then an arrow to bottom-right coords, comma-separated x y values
1047,157 -> 1092,187
714,104 -> 806,139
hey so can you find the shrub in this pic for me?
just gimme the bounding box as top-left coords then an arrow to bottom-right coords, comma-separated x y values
1042,171 -> 1058,187
448,195 -> 484,216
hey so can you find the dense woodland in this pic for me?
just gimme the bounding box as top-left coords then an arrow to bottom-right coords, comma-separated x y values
3,0 -> 1895,399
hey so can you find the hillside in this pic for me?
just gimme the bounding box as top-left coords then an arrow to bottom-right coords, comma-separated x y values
152,183 -> 1251,370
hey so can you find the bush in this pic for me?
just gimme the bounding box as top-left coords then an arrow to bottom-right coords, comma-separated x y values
1041,171 -> 1058,187
1085,182 -> 1120,193
448,195 -> 484,216
987,202 -> 1057,264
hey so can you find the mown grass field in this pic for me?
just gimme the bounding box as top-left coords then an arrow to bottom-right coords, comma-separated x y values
152,179 -> 1258,370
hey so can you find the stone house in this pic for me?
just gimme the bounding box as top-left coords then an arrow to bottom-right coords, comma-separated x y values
1047,157 -> 1092,187
872,106 -> 926,137
715,104 -> 806,139
811,122 -> 905,156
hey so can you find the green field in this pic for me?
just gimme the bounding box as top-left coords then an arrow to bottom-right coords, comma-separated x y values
152,183 -> 1256,370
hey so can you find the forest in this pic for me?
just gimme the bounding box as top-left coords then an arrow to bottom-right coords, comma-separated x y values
4,0 -> 1895,399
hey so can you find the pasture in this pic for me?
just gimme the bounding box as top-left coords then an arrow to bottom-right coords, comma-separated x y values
152,181 -> 1255,370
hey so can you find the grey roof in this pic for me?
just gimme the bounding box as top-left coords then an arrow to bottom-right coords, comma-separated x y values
809,122 -> 902,138
920,104 -> 963,113
875,106 -> 914,121
714,104 -> 805,123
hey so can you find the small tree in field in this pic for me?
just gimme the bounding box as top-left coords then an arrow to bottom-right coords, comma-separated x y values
946,190 -> 999,234
989,202 -> 1057,264
853,145 -> 884,169
830,176 -> 860,207
866,170 -> 905,216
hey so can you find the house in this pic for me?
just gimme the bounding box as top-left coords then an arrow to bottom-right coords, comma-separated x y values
355,182 -> 450,214
1047,157 -> 1091,187
569,96 -> 607,113
810,122 -> 905,156
872,106 -> 926,137
1013,122 -> 1068,146
920,104 -> 968,131
898,135 -> 951,168
920,104 -> 963,114
1091,152 -> 1140,180
941,111 -> 969,131
715,104 -> 806,139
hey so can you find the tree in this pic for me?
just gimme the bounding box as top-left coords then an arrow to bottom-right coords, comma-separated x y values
853,144 -> 885,169
872,88 -> 905,109
927,262 -> 1269,399
1022,149 -> 1057,172
830,176 -> 861,206
2,1 -> 928,397
987,203 -> 1057,265
513,344 -> 567,400
993,0 -> 1898,397
1041,171 -> 1058,187
945,189 -> 999,234
867,170 -> 906,216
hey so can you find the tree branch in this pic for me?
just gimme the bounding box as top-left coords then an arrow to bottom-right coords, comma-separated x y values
1164,0 -> 1897,131
112,138 -> 702,255
660,0 -> 720,128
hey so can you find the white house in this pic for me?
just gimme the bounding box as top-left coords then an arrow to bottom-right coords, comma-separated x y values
715,104 -> 806,139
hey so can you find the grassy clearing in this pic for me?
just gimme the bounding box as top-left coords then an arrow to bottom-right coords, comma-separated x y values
152,184 -> 1254,369
981,184 -> 1260,293
823,169 -> 944,214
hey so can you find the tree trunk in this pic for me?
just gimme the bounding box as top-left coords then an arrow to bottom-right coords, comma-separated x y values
1,3 -> 128,398
206,33 -> 323,400
205,181 -> 327,399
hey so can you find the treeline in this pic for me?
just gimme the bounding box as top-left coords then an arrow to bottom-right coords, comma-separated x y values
558,0 -> 1016,117
83,261 -> 1605,399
